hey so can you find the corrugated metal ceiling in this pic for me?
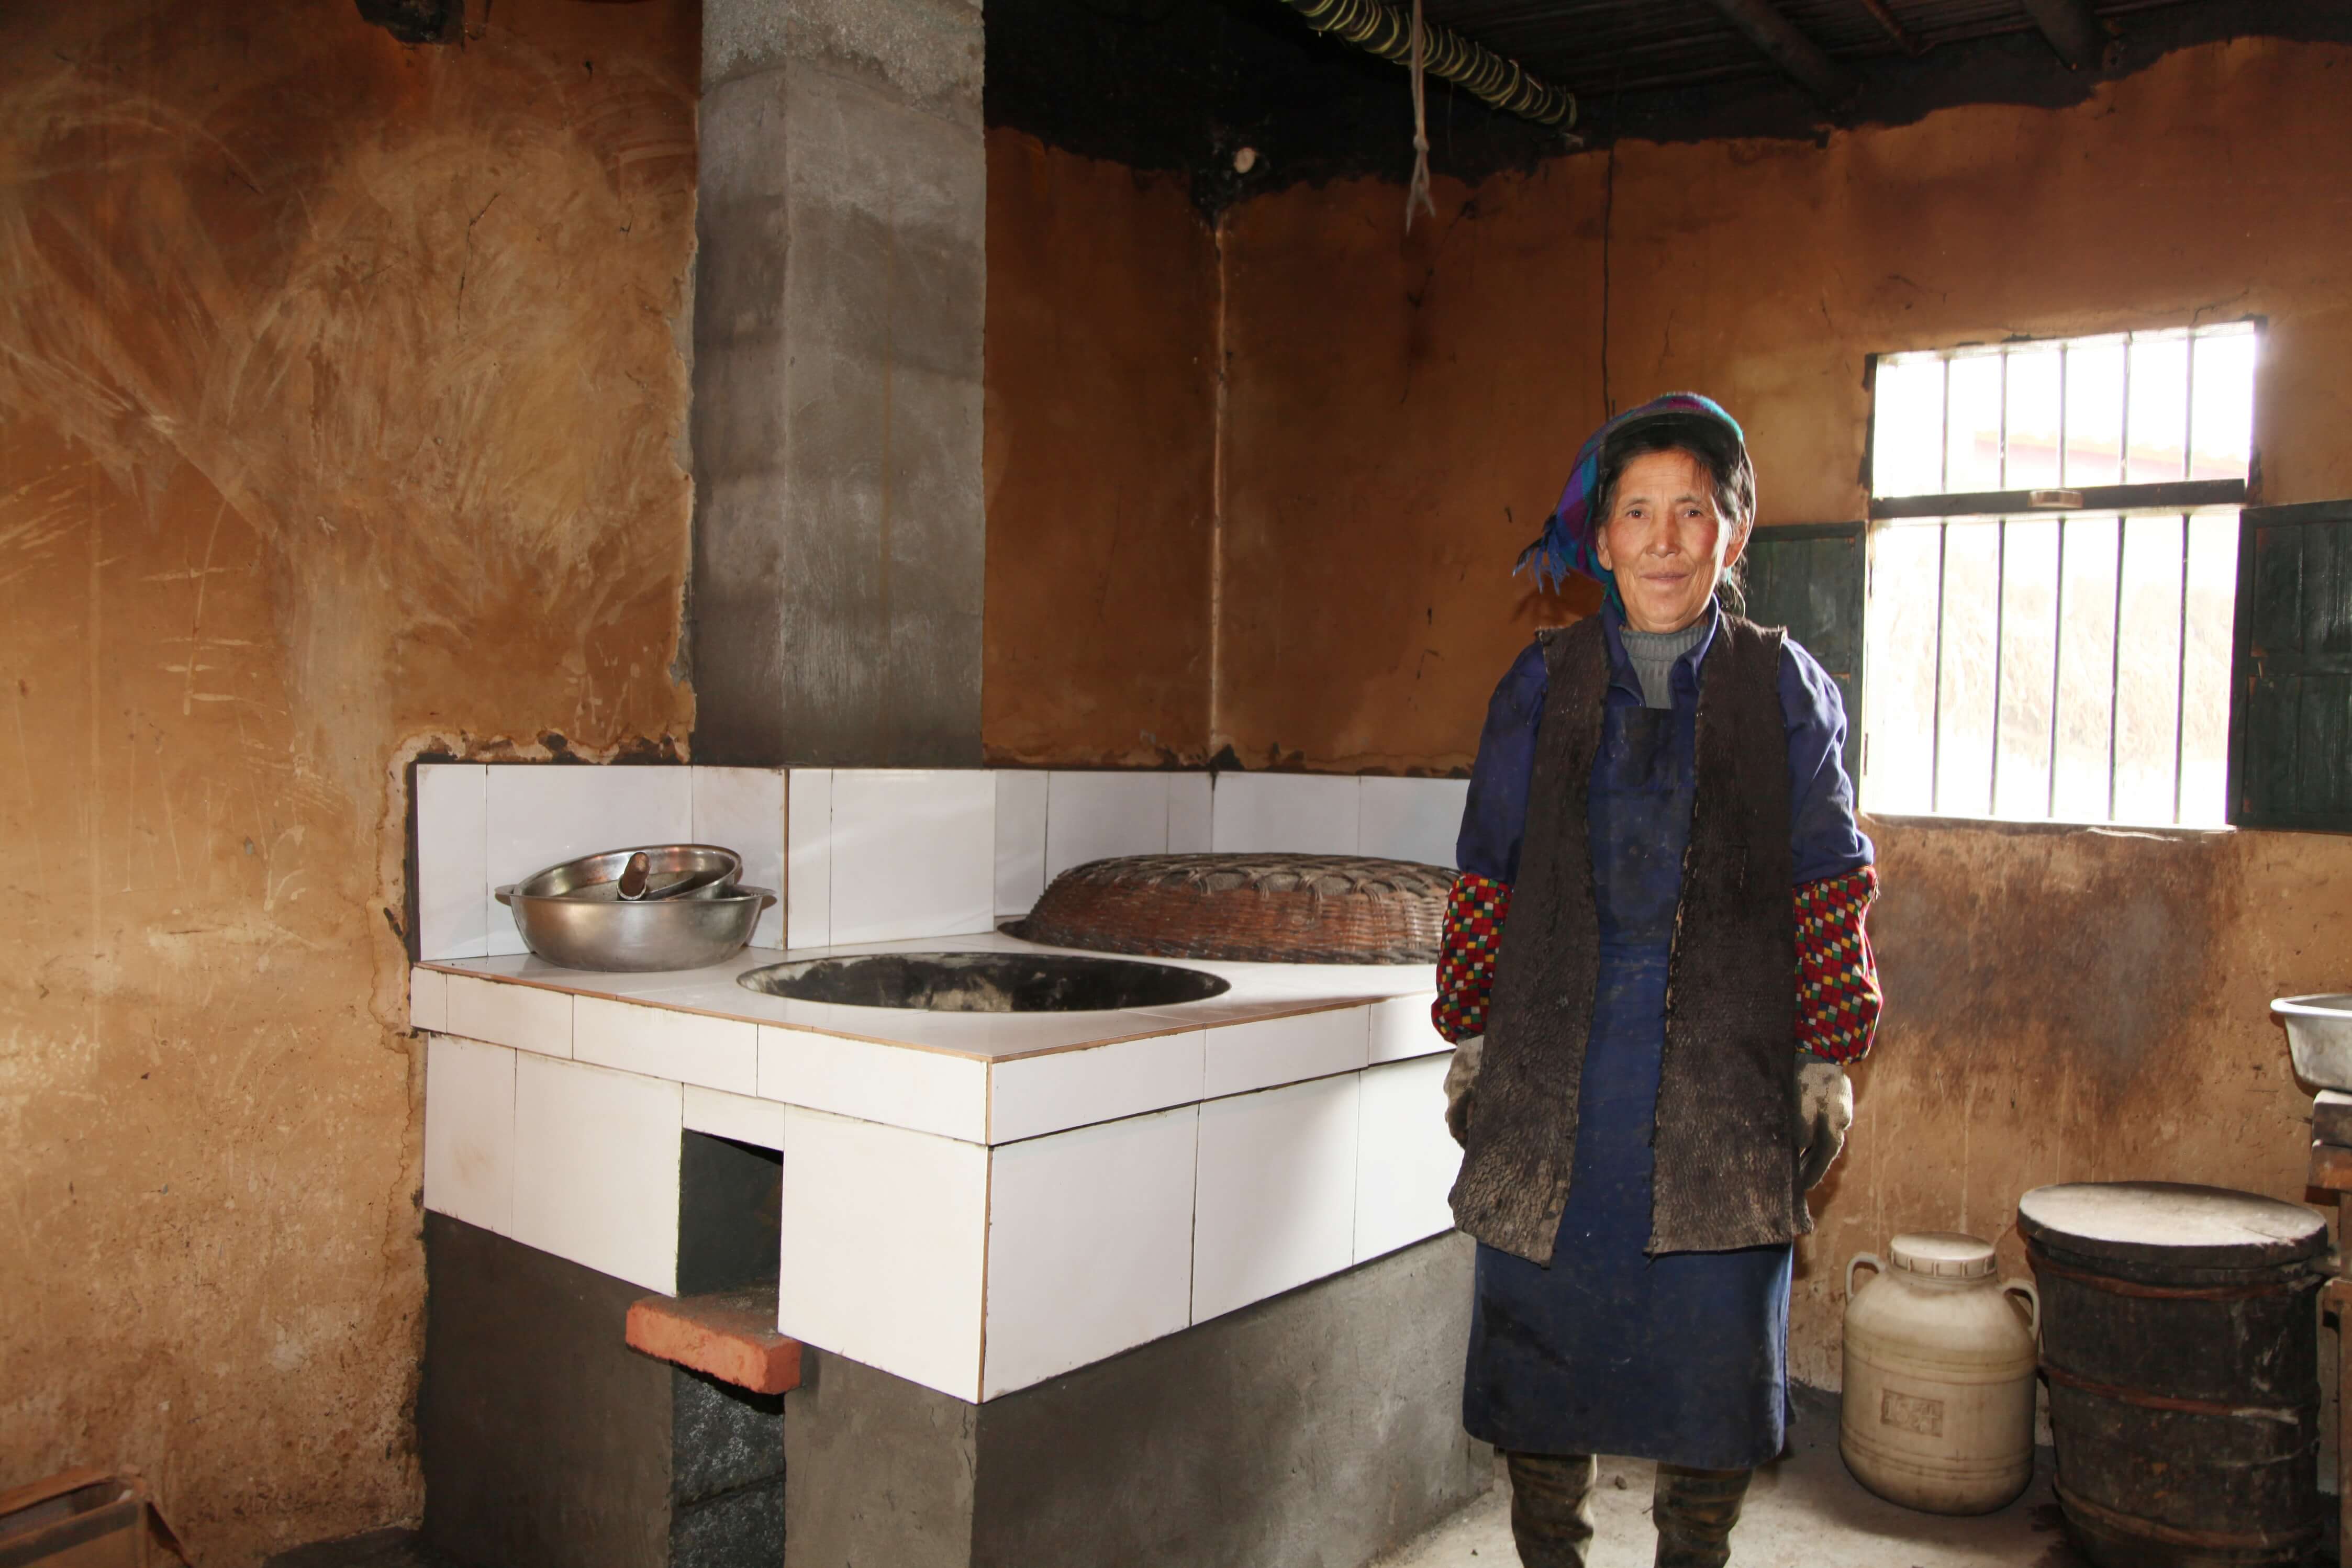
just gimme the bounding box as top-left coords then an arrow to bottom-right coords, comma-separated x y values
1423,0 -> 2190,95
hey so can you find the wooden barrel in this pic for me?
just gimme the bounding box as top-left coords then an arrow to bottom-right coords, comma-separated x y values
2018,1182 -> 2327,1567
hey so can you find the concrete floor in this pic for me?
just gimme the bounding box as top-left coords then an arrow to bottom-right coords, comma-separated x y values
261,1529 -> 460,1568
271,1386 -> 2337,1568
1376,1389 -> 2088,1568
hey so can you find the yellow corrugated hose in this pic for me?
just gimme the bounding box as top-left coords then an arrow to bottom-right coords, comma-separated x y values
1279,0 -> 1576,128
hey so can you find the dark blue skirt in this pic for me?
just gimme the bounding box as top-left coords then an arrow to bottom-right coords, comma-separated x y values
1462,944 -> 1792,1470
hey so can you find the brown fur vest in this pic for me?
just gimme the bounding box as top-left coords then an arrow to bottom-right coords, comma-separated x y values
1447,613 -> 1804,1263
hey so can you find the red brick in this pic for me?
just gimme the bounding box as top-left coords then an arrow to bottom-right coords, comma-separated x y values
625,1287 -> 802,1395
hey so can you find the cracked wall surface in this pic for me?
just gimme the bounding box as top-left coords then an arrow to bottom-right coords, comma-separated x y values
0,1 -> 700,1559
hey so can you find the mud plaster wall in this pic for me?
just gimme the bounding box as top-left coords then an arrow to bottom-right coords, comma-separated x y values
982,131 -> 1219,767
0,2 -> 698,1559
1207,32 -> 2352,1402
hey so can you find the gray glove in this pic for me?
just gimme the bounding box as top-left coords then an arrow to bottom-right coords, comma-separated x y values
1444,1034 -> 1484,1147
1794,1056 -> 1854,1190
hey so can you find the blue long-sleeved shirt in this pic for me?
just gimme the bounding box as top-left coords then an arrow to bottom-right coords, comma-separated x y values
1455,601 -> 1874,888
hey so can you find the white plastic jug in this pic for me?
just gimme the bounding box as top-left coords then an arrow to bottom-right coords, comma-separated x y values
1841,1231 -> 2039,1515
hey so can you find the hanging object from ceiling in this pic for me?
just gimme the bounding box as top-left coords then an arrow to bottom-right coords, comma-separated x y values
1277,0 -> 1578,129
1404,0 -> 1437,231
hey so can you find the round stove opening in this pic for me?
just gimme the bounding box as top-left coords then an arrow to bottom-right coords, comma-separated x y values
737,951 -> 1232,1013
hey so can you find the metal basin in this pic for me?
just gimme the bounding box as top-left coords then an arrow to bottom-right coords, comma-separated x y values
738,952 -> 1231,1013
513,843 -> 743,902
2275,994 -> 2352,1090
499,884 -> 774,971
498,843 -> 770,971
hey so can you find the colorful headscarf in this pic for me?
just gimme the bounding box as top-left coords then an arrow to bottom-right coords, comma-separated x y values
1514,392 -> 1748,607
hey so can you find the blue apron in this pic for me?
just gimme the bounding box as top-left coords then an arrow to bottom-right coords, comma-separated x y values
1459,698 -> 1793,1470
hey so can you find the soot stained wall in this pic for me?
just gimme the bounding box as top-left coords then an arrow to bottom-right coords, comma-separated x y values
0,2 -> 699,1560
982,0 -> 2352,216
983,0 -> 1560,219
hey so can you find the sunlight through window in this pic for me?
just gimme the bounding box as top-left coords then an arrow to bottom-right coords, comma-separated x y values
1861,323 -> 2258,827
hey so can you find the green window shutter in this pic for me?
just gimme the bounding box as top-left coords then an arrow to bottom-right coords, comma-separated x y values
2229,499 -> 2352,831
1742,521 -> 1866,786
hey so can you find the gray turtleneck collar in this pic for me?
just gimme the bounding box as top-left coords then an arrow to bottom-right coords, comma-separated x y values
1617,620 -> 1708,709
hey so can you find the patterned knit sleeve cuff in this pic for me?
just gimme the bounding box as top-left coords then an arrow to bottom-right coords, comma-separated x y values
1795,864 -> 1881,1064
1433,872 -> 1512,1043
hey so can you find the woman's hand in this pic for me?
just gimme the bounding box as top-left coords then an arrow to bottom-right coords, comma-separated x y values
1794,1057 -> 1853,1190
1445,1035 -> 1485,1147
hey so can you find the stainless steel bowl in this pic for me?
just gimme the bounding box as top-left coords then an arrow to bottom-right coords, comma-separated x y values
497,844 -> 771,971
512,844 -> 743,902
2277,994 -> 2352,1090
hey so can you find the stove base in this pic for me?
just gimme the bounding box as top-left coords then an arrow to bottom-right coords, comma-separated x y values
786,1231 -> 1488,1568
418,1213 -> 786,1568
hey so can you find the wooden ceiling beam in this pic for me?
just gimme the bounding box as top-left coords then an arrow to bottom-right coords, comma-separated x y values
1854,0 -> 1927,57
2021,0 -> 2109,69
1699,0 -> 1858,108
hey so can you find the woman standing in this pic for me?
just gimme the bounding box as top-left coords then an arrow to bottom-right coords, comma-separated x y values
1433,394 -> 1882,1568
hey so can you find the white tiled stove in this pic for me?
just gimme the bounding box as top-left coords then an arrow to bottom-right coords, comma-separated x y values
411,763 -> 1468,1405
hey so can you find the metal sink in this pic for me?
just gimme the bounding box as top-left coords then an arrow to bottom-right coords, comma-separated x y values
2277,994 -> 2352,1090
738,951 -> 1232,1013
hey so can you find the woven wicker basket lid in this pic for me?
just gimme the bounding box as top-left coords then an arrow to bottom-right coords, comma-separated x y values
1010,852 -> 1454,965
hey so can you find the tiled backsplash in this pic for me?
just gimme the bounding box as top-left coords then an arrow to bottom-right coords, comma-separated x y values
486,766 -> 696,955
1206,772 -> 1360,857
997,770 -> 1467,915
415,764 -> 784,961
690,768 -> 789,944
415,764 -> 1467,963
1355,776 -> 1469,868
796,770 -> 996,947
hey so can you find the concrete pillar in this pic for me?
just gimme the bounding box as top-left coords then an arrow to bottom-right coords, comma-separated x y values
692,0 -> 987,767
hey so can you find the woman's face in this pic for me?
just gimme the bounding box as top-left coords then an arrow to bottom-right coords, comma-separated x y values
1593,447 -> 1748,634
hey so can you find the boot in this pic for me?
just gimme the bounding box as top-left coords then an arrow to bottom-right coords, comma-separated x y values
1504,1450 -> 1598,1568
1652,1463 -> 1752,1568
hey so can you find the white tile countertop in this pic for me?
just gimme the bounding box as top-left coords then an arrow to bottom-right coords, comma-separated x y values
413,927 -> 1465,1405
413,928 -> 1453,1144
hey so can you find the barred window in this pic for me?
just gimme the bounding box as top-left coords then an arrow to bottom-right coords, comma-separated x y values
1860,323 -> 2258,826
